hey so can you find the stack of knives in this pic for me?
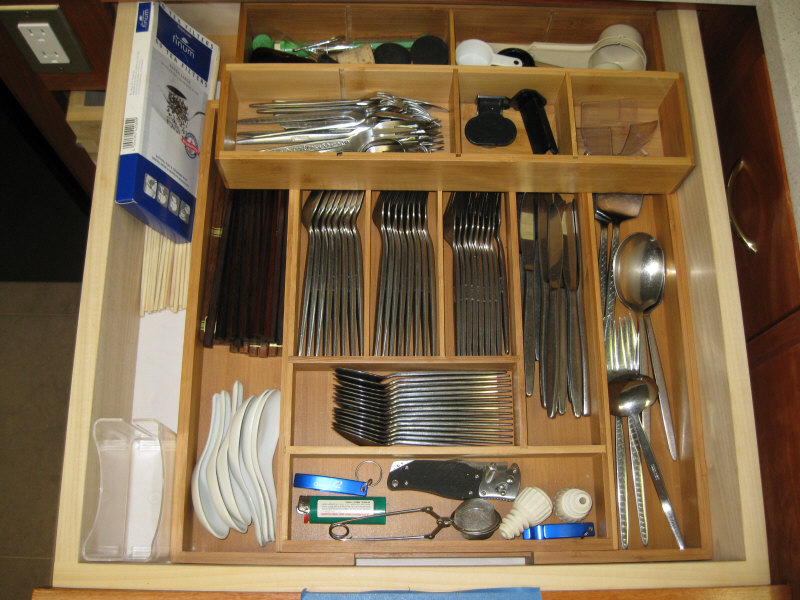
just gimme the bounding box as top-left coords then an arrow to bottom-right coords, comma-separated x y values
518,193 -> 588,418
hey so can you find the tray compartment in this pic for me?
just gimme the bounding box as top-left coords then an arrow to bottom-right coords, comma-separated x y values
588,192 -> 710,555
289,359 -> 520,448
238,3 -> 452,64
570,71 -> 691,160
217,64 -> 693,193
456,70 -> 572,160
450,5 -> 663,71
284,453 -> 611,557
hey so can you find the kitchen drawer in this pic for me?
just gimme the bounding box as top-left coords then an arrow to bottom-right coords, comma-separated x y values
53,3 -> 767,591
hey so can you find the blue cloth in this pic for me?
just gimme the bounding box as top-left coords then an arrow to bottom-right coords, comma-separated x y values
301,588 -> 542,599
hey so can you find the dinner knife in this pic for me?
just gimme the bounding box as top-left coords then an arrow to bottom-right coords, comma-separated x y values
545,195 -> 566,417
563,200 -> 586,417
519,193 -> 538,397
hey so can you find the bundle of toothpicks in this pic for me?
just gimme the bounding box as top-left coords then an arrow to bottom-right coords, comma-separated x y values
140,226 -> 191,316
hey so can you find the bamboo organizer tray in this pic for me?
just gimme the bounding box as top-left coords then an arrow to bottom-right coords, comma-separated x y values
172,67 -> 709,562
215,66 -> 693,194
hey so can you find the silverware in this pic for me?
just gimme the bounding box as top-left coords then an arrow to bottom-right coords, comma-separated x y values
237,93 -> 445,153
593,193 -> 643,338
518,193 -> 538,397
613,232 -> 677,461
543,194 -> 567,417
332,368 -> 515,446
297,190 -> 364,356
444,192 -> 509,356
373,191 -> 437,356
536,193 -> 550,409
563,201 -> 587,417
608,371 -> 685,550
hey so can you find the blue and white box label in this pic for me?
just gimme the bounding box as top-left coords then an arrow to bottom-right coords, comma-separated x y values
116,2 -> 220,242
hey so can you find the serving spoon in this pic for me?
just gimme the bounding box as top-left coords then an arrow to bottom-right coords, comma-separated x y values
609,375 -> 685,550
614,232 -> 678,461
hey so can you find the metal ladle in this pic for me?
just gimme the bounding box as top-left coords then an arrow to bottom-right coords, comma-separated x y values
613,232 -> 678,461
608,375 -> 685,550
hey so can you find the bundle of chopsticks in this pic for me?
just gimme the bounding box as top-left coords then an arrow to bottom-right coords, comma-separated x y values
140,227 -> 191,315
200,188 -> 288,356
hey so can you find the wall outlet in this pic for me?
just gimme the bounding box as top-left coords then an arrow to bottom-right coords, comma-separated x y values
17,22 -> 70,64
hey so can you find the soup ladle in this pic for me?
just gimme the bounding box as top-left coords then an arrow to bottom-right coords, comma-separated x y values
609,375 -> 685,550
613,232 -> 678,461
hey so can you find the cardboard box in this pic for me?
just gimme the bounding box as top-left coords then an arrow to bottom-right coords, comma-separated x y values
115,2 -> 219,242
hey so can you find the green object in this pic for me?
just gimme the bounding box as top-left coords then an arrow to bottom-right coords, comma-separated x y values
252,34 -> 273,49
368,40 -> 414,50
298,495 -> 386,524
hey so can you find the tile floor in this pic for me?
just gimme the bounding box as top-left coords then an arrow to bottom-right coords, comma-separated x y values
0,282 -> 82,600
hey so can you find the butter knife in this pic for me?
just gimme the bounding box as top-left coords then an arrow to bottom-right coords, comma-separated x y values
563,201 -> 586,417
519,193 -> 538,397
545,195 -> 566,417
537,193 -> 551,409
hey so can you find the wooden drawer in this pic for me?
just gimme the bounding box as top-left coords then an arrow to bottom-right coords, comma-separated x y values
53,2 -> 767,591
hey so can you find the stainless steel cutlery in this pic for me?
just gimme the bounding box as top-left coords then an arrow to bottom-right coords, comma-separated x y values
519,193 -> 587,418
298,190 -> 365,356
332,368 -> 515,446
373,191 -> 438,356
236,93 -> 445,153
444,191 -> 510,356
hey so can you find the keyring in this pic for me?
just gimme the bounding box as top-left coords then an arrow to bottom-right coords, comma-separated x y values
355,460 -> 382,491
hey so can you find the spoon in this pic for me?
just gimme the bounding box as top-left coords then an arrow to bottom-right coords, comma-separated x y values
613,232 -> 678,461
609,375 -> 685,550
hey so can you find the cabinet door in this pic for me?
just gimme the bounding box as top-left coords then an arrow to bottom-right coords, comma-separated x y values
703,10 -> 800,339
747,310 -> 800,599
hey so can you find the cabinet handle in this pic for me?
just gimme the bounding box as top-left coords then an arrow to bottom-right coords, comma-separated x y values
726,158 -> 758,254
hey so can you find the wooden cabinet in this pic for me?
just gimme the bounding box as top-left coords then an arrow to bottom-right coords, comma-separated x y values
700,6 -> 800,597
52,2 -> 768,591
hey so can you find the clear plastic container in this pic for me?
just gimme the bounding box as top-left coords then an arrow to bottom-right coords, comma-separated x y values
81,418 -> 176,562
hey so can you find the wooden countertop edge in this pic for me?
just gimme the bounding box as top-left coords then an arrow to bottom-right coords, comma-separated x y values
32,585 -> 791,599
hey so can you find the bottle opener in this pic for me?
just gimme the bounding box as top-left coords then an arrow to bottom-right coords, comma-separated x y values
388,460 -> 520,501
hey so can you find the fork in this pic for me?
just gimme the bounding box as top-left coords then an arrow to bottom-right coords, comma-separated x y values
606,315 -> 648,548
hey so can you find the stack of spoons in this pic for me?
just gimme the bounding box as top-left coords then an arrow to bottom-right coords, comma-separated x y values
332,368 -> 515,446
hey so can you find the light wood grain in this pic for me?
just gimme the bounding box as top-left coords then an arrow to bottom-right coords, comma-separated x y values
52,3 -> 770,593
32,585 -> 791,600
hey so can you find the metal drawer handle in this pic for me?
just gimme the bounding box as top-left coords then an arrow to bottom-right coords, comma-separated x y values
726,158 -> 758,254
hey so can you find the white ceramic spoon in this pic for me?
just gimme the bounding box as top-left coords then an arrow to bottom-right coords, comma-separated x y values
256,389 -> 281,540
206,390 -> 239,531
241,390 -> 271,546
227,395 -> 255,529
190,393 -> 229,539
214,386 -> 248,532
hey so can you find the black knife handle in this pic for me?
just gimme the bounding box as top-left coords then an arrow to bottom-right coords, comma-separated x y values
388,461 -> 481,499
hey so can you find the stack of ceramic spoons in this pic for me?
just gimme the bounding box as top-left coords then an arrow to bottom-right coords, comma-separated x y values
191,382 -> 281,545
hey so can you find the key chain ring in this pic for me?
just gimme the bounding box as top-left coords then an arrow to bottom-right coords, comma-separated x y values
355,460 -> 383,489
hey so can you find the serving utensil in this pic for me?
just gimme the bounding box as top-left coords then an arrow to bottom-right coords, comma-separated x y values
614,232 -> 677,461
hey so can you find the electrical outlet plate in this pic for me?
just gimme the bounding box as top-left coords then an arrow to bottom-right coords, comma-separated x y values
17,22 -> 70,64
0,5 -> 91,73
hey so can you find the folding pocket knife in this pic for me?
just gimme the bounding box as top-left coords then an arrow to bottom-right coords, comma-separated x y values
388,460 -> 521,501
